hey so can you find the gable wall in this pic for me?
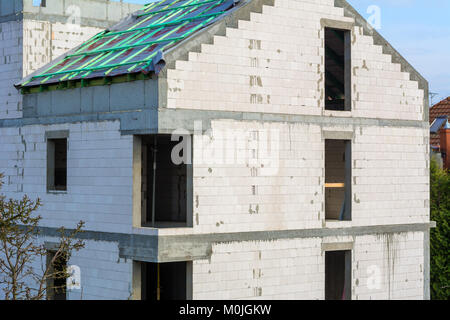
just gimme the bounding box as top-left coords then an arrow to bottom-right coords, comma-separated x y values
165,0 -> 425,121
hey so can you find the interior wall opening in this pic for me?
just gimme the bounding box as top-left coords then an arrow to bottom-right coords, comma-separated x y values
140,134 -> 192,228
325,250 -> 351,300
141,261 -> 191,300
325,139 -> 352,221
325,27 -> 351,111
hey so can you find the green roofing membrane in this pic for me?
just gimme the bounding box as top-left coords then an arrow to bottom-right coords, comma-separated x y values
19,0 -> 239,88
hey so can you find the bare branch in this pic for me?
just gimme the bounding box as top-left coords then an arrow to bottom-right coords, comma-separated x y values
0,176 -> 85,300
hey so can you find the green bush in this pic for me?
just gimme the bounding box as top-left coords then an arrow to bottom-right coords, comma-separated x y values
430,159 -> 450,300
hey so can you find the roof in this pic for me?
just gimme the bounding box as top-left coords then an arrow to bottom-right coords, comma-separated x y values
430,116 -> 448,134
429,97 -> 450,147
17,0 -> 240,89
430,97 -> 450,123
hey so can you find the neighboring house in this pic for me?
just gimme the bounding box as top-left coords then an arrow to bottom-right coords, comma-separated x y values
429,97 -> 450,169
0,0 -> 433,300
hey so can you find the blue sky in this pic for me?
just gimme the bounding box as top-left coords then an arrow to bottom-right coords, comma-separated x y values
117,0 -> 449,104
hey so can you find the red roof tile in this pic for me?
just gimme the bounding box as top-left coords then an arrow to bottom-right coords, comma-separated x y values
430,97 -> 450,147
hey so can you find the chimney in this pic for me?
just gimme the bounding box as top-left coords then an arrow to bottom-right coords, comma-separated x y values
440,121 -> 450,170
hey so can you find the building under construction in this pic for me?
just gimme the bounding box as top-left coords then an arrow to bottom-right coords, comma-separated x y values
0,0 -> 432,299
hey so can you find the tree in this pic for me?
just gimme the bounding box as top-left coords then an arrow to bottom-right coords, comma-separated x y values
430,159 -> 450,300
0,173 -> 85,300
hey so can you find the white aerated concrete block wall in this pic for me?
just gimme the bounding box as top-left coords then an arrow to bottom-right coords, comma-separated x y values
22,20 -> 102,75
0,120 -> 134,234
193,237 -> 323,299
0,0 -> 140,121
186,120 -> 429,234
64,239 -> 132,300
191,120 -> 323,234
352,232 -> 424,300
0,0 -> 429,300
0,21 -> 23,119
192,231 -> 424,300
0,236 -> 132,300
352,126 -> 429,226
50,22 -> 101,58
0,19 -> 103,120
0,119 -> 428,234
166,0 -> 424,121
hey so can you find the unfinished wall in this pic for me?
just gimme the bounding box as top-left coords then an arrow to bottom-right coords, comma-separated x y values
64,238 -> 133,300
192,231 -> 424,299
21,0 -> 141,26
0,236 -> 133,300
0,1 -> 22,17
0,120 -> 134,233
0,0 -> 430,301
0,230 -> 424,300
0,116 -> 428,237
0,19 -> 104,119
165,0 -> 425,121
0,21 -> 23,119
190,119 -> 323,234
353,126 -> 429,226
352,232 -> 424,300
13,20 -> 106,120
0,0 -> 141,120
176,119 -> 429,235
22,20 -> 102,77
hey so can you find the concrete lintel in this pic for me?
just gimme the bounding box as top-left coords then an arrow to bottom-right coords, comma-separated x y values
320,18 -> 354,30
45,130 -> 69,140
322,130 -> 354,140
43,241 -> 60,251
322,241 -> 354,252
157,236 -> 212,263
119,246 -> 158,263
